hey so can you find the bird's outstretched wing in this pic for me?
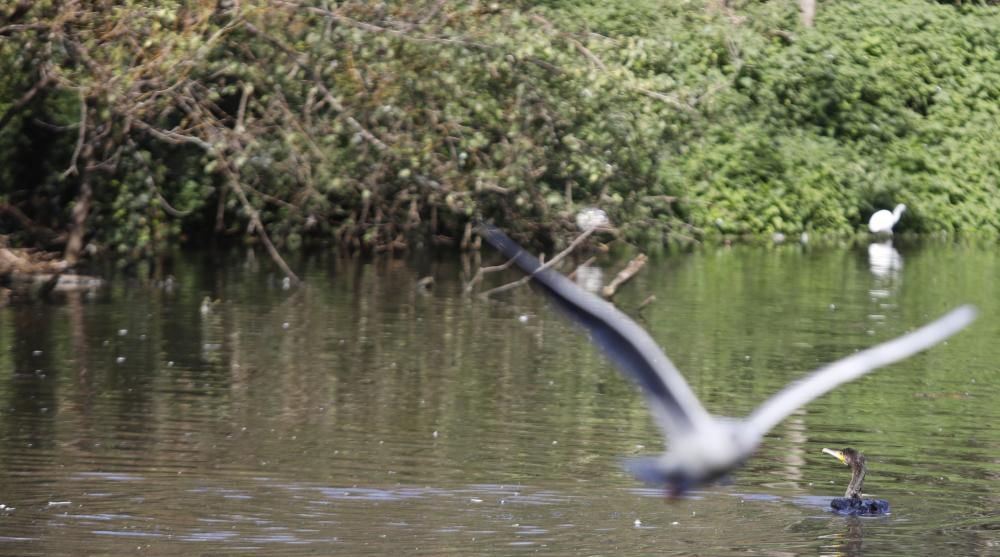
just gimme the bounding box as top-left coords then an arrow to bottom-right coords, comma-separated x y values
744,305 -> 976,439
480,225 -> 712,436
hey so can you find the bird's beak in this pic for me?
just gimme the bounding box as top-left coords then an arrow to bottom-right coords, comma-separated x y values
822,448 -> 848,465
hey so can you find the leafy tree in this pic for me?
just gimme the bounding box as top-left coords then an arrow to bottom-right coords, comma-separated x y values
1,0 -> 998,268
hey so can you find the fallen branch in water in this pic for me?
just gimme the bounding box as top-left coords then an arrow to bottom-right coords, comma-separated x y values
0,246 -> 67,276
0,245 -> 103,302
601,253 -> 647,299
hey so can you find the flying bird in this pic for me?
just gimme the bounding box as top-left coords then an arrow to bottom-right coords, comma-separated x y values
481,225 -> 975,494
868,204 -> 906,235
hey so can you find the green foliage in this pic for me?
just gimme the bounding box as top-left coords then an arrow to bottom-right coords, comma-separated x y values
746,1 -> 1000,235
1,0 -> 999,259
542,0 -> 1000,240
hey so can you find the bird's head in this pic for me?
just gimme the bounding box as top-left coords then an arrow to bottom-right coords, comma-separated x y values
822,447 -> 864,469
823,447 -> 869,499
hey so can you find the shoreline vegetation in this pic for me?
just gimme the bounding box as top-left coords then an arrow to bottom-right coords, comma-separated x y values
1,1 -> 998,279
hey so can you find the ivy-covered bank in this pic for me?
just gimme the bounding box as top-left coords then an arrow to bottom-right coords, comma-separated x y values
1,1 -> 998,264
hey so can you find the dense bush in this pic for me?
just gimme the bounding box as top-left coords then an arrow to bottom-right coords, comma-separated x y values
1,0 -> 998,266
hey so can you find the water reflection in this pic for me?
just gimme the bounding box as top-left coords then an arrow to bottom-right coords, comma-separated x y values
868,241 -> 903,281
867,241 -> 903,331
777,411 -> 808,485
0,244 -> 997,556
572,263 -> 604,293
807,516 -> 869,557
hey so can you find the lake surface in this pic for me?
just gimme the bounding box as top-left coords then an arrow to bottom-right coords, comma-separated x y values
1,240 -> 998,555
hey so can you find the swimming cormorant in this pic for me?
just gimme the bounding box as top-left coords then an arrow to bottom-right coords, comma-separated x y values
822,447 -> 890,515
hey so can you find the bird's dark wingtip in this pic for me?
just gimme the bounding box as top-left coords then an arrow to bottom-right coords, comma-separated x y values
623,457 -> 702,498
479,224 -> 520,258
479,225 -> 546,276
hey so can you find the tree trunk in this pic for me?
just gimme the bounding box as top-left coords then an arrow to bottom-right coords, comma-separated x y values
800,0 -> 816,28
64,176 -> 92,266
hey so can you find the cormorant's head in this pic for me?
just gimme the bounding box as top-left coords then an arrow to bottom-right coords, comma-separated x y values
823,447 -> 869,499
822,447 -> 865,470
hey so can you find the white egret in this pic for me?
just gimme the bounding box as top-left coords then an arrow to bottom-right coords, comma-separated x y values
868,204 -> 906,234
481,225 -> 975,493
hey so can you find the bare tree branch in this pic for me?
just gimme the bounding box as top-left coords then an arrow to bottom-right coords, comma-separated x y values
223,166 -> 302,285
132,119 -> 213,151
479,228 -> 595,298
0,69 -> 51,131
235,81 -> 252,133
273,0 -> 562,73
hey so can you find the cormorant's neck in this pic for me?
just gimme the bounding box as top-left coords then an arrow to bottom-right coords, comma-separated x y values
845,456 -> 866,499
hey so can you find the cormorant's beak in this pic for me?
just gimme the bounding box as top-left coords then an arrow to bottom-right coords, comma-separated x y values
822,448 -> 848,465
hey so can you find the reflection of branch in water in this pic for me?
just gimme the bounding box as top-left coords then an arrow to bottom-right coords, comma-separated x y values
757,410 -> 807,491
63,289 -> 100,465
840,516 -> 865,557
791,504 -> 865,556
459,250 -> 480,285
779,410 -> 807,483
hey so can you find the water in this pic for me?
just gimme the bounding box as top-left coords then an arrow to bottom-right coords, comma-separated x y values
1,241 -> 998,555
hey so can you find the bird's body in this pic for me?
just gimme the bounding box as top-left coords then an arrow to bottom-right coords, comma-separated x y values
823,447 -> 890,516
481,225 -> 975,494
830,497 -> 890,515
868,204 -> 907,234
575,207 -> 610,232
